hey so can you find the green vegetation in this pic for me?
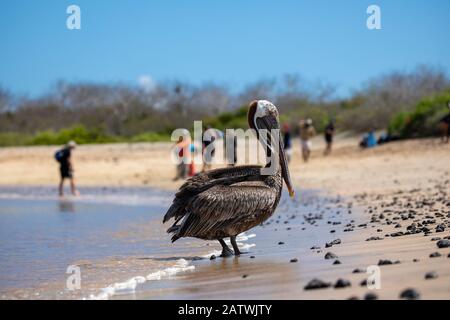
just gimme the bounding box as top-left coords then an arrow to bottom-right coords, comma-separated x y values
0,132 -> 32,147
130,131 -> 172,143
0,125 -> 171,147
388,91 -> 450,138
29,125 -> 116,145
203,106 -> 248,131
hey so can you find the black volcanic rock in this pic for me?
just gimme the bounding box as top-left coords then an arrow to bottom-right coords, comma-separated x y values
425,271 -> 438,280
304,279 -> 331,290
429,252 -> 442,258
334,279 -> 351,288
378,259 -> 394,265
325,252 -> 338,260
436,239 -> 450,248
353,268 -> 366,274
366,236 -> 383,241
364,292 -> 378,300
400,288 -> 420,300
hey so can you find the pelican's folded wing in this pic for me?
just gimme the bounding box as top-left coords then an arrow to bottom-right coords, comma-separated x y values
163,165 -> 262,223
174,181 -> 277,239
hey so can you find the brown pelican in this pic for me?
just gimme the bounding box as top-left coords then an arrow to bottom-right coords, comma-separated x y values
163,100 -> 294,257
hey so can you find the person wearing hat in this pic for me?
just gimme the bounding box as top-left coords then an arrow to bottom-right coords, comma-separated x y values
299,118 -> 316,162
55,140 -> 79,196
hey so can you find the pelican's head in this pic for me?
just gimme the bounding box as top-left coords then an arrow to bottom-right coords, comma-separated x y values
248,100 -> 295,198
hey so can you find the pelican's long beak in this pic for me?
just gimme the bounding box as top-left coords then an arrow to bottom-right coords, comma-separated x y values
279,134 -> 295,198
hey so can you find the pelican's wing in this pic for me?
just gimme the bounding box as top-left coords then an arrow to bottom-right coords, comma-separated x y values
176,165 -> 262,194
172,181 -> 278,241
163,165 -> 262,223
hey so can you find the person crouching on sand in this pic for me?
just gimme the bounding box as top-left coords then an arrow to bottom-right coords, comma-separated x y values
55,140 -> 79,197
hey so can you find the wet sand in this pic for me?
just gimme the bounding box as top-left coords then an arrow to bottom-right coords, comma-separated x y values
0,137 -> 449,299
117,188 -> 450,300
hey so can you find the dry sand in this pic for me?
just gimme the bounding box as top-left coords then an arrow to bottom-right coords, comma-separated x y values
0,135 -> 449,300
0,134 -> 448,195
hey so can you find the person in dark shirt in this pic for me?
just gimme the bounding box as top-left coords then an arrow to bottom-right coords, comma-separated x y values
56,140 -> 79,196
439,101 -> 450,143
324,120 -> 335,155
282,123 -> 292,163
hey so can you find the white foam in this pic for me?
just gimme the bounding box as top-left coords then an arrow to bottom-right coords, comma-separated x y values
240,243 -> 256,250
87,259 -> 194,300
236,233 -> 256,241
202,233 -> 256,258
87,233 -> 257,299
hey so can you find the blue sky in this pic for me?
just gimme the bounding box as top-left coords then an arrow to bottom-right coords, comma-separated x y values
1,0 -> 449,97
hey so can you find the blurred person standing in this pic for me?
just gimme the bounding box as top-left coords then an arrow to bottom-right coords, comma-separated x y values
282,123 -> 292,163
172,131 -> 191,181
55,141 -> 79,197
299,119 -> 316,162
438,101 -> 450,143
202,125 -> 217,172
188,142 -> 197,176
323,120 -> 335,155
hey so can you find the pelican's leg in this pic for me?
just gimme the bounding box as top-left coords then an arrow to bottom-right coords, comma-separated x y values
230,235 -> 242,256
219,239 -> 233,257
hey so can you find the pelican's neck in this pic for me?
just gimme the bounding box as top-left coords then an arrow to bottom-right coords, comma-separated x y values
259,128 -> 280,174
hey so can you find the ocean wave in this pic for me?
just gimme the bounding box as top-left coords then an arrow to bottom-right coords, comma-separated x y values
0,186 -> 172,207
86,258 -> 195,300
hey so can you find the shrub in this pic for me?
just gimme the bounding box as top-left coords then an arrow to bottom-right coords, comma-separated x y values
388,91 -> 450,138
28,125 -> 118,146
130,132 -> 170,142
0,132 -> 32,147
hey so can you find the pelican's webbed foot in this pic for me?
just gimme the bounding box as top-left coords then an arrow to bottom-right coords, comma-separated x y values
230,235 -> 242,256
219,239 -> 234,257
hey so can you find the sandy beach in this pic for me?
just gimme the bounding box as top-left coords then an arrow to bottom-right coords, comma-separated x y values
0,135 -> 449,300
